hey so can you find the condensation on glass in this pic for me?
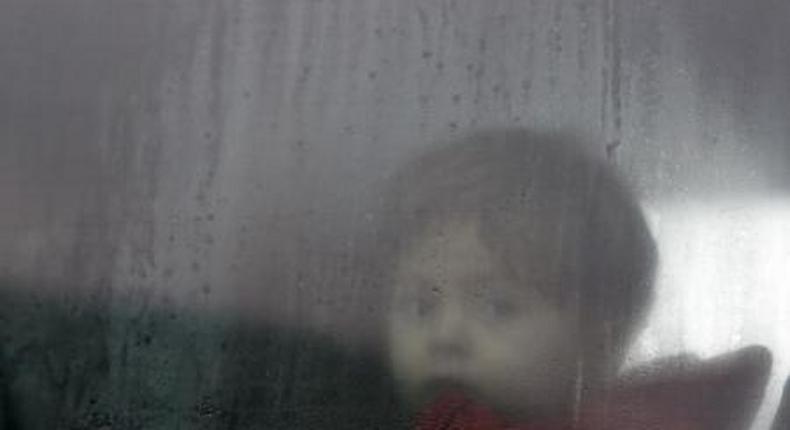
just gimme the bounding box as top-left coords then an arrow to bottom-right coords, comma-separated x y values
1,1 -> 788,429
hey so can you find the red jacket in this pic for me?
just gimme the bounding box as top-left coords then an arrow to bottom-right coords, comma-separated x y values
416,346 -> 771,430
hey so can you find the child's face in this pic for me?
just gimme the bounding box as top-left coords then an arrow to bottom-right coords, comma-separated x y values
388,219 -> 581,418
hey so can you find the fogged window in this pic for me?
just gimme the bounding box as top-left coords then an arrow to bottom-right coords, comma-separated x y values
1,1 -> 788,429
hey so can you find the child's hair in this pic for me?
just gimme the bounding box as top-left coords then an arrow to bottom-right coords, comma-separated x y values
373,128 -> 657,374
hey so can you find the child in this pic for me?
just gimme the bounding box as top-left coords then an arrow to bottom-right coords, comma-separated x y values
373,129 -> 769,429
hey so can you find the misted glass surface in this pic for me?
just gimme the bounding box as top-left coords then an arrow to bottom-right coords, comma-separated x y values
1,1 -> 788,429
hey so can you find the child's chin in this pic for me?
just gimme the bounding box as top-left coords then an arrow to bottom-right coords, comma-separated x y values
419,376 -> 478,403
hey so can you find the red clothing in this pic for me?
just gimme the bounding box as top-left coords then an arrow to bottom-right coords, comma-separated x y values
415,346 -> 770,430
416,391 -> 573,430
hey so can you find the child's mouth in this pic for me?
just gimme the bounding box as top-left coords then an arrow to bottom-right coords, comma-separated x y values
421,376 -> 474,401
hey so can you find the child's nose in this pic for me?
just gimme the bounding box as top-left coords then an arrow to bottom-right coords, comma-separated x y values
428,302 -> 470,358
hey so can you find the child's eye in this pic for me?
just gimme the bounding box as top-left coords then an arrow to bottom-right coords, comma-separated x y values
483,297 -> 520,320
412,296 -> 437,318
471,285 -> 522,321
396,294 -> 438,319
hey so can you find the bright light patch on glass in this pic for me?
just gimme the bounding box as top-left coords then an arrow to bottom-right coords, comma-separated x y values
625,198 -> 790,429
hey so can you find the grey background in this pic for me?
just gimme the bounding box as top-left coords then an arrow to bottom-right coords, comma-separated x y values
1,0 -> 789,428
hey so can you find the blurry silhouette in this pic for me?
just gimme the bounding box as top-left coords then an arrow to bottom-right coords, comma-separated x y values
373,129 -> 772,429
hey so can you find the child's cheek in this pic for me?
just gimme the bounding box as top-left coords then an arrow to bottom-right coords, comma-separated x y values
471,318 -> 546,379
470,313 -> 580,404
389,322 -> 432,388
